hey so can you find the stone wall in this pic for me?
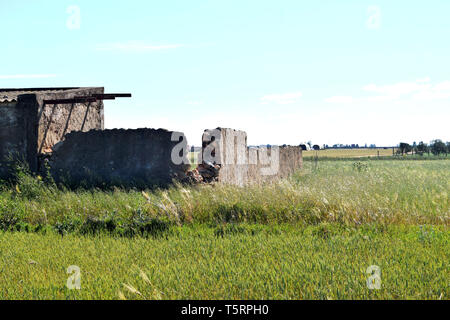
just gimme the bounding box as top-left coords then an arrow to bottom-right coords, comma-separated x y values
0,101 -> 28,178
1,89 -> 302,187
0,87 -> 104,179
247,146 -> 302,182
202,128 -> 248,185
35,87 -> 104,154
49,128 -> 190,188
201,128 -> 302,185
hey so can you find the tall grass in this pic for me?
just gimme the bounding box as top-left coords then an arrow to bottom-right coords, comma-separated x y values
0,159 -> 448,300
0,160 -> 448,236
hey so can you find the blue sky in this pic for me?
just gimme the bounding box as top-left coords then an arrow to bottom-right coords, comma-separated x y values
1,0 -> 449,146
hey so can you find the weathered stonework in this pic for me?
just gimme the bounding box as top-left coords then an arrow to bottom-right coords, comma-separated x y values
201,128 -> 302,185
49,128 -> 191,188
0,87 -> 104,178
1,87 -> 302,187
0,100 -> 30,177
202,128 -> 248,185
35,87 -> 104,154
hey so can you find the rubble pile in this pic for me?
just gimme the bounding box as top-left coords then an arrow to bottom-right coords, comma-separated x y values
183,161 -> 221,184
182,168 -> 203,184
197,161 -> 221,183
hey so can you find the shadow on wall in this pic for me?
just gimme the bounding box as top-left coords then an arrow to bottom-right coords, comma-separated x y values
0,87 -> 105,177
48,128 -> 190,189
44,127 -> 302,189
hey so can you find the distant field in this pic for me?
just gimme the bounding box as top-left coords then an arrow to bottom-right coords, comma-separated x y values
303,148 -> 396,158
190,148 -> 398,163
188,151 -> 198,166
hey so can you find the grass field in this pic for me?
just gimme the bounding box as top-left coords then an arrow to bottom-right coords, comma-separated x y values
303,148 -> 396,158
0,224 -> 448,300
190,148 -> 397,164
0,159 -> 448,299
191,148 -> 415,169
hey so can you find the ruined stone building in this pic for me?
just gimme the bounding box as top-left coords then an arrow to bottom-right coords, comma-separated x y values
0,87 -> 302,187
0,87 -> 105,178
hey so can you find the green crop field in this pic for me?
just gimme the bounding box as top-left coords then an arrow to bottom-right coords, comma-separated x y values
0,159 -> 448,299
191,148 -> 399,164
303,148 -> 396,158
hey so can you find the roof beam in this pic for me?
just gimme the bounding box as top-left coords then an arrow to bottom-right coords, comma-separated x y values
42,93 -> 131,105
43,97 -> 97,105
92,93 -> 132,99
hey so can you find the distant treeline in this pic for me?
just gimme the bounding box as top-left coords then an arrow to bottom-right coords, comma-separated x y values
298,139 -> 449,155
397,139 -> 449,156
298,143 -> 388,151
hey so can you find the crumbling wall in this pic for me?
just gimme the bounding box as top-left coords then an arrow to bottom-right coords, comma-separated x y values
1,88 -> 301,188
202,128 -> 248,185
201,128 -> 302,185
247,146 -> 303,182
0,101 -> 26,178
0,87 -> 104,179
49,128 -> 190,188
0,95 -> 39,178
277,146 -> 303,178
35,87 -> 104,153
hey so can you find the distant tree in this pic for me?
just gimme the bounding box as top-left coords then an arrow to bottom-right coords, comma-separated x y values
446,142 -> 450,154
307,141 -> 312,150
312,145 -> 320,151
412,141 -> 417,155
430,139 -> 447,155
416,141 -> 428,155
399,142 -> 412,155
299,144 -> 307,151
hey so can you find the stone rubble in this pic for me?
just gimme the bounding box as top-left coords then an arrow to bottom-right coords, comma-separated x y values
183,161 -> 221,184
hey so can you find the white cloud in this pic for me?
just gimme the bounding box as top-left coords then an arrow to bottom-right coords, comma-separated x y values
363,82 -> 430,97
324,96 -> 353,103
96,42 -> 183,52
260,91 -> 302,105
0,74 -> 57,79
412,81 -> 450,100
324,78 -> 450,105
363,79 -> 450,101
